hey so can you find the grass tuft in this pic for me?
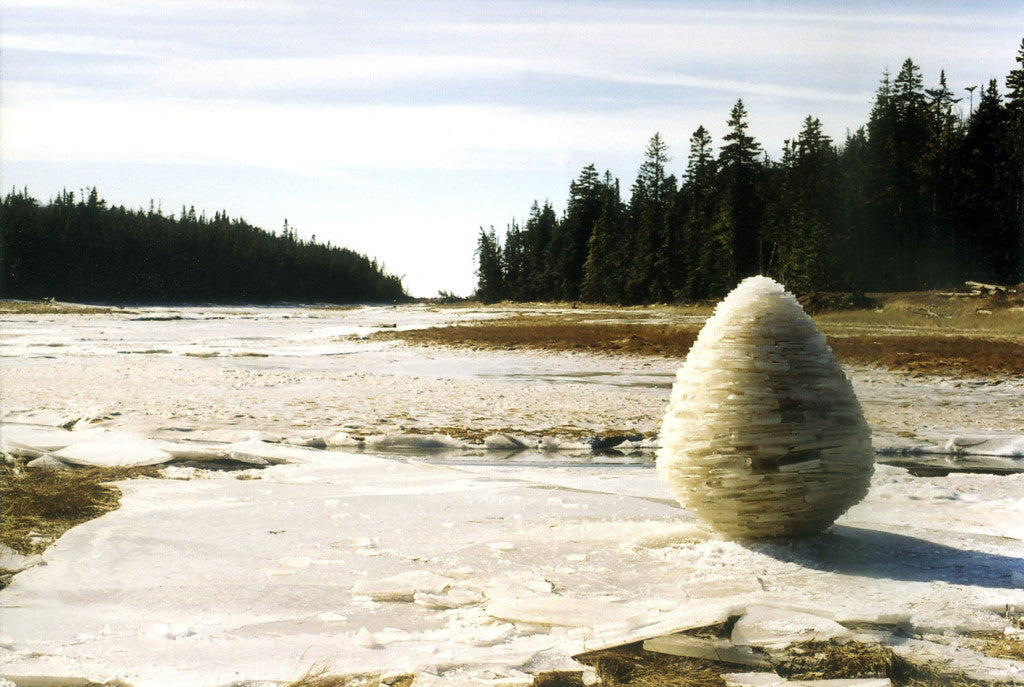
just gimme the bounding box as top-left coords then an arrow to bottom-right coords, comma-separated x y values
577,645 -> 728,687
776,641 -> 894,680
966,630 -> 1024,663
284,666 -> 414,687
1,464 -> 159,556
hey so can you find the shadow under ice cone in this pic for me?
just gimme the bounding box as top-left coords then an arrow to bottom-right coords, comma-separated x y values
658,275 -> 873,538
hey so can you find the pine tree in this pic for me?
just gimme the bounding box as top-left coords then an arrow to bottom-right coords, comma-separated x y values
1006,37 -> 1024,116
766,116 -> 836,293
523,201 -> 559,300
1,189 -> 406,303
501,221 -> 527,299
957,80 -> 1022,283
921,69 -> 964,284
677,125 -> 724,299
553,164 -> 604,299
685,126 -> 716,184
581,174 -> 626,302
627,133 -> 675,302
474,227 -> 504,303
1006,39 -> 1024,280
864,61 -> 932,288
718,99 -> 764,280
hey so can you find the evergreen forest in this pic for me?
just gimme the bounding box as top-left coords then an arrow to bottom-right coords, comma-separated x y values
0,189 -> 406,304
475,46 -> 1024,303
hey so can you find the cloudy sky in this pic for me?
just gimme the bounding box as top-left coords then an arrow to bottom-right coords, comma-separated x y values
2,1 -> 1021,297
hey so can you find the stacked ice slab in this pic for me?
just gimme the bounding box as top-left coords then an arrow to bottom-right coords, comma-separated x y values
658,275 -> 873,538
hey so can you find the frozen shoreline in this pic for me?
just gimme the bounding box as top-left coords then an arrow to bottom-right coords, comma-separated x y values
2,305 -> 1023,685
3,304 -> 1023,459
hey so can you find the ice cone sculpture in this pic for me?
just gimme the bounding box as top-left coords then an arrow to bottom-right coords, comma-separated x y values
658,276 -> 873,538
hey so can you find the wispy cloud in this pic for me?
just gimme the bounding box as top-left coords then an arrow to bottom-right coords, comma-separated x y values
2,0 -> 1020,296
3,82 -> 683,174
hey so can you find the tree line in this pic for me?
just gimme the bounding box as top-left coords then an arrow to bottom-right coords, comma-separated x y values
0,188 -> 406,304
476,44 -> 1024,303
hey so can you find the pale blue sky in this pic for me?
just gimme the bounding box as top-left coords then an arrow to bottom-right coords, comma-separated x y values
2,1 -> 1021,297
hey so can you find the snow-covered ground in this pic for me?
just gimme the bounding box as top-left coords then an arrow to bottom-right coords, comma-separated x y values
1,305 -> 1023,686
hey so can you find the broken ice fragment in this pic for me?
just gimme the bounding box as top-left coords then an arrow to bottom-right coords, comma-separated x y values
54,436 -> 173,467
25,455 -> 73,470
720,673 -> 785,687
658,276 -> 873,538
351,570 -> 452,601
730,604 -> 850,649
0,545 -> 43,574
414,587 -> 485,609
354,626 -> 381,648
485,595 -> 647,629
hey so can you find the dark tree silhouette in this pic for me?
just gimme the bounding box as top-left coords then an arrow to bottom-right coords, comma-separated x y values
0,189 -> 406,303
474,45 -> 1024,302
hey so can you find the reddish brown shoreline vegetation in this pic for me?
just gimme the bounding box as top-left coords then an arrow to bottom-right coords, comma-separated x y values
374,314 -> 1024,377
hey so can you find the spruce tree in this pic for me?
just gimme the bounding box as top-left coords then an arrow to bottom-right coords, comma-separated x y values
523,201 -> 559,300
580,174 -> 626,303
766,116 -> 836,293
718,99 -> 764,280
678,125 -> 723,299
921,70 -> 964,284
556,165 -> 605,300
474,227 -> 505,303
958,80 -> 1022,283
1006,37 -> 1024,116
627,133 -> 675,302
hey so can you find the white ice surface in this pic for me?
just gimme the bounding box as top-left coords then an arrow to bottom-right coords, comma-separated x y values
1,305 -> 1023,685
1,456 -> 1023,686
3,304 -> 1023,459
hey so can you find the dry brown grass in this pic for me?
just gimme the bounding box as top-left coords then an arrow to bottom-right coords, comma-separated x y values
284,665 -> 414,687
981,634 -> 1024,662
825,334 -> 1024,376
1,464 -> 159,556
815,294 -> 1024,342
577,645 -> 728,687
374,320 -> 701,357
387,424 -> 652,443
573,639 -> 990,687
778,640 -> 993,687
375,317 -> 1024,376
965,629 -> 1024,663
777,641 -> 894,681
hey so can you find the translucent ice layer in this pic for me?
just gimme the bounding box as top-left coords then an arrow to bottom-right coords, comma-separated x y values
658,275 -> 874,538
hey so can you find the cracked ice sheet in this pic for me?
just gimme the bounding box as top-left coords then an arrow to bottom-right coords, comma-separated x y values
2,454 -> 1024,687
3,304 -> 1024,450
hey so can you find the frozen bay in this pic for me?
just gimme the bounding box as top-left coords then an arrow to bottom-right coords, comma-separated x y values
1,304 -> 1023,685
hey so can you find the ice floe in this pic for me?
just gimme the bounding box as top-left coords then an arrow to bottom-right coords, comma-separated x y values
53,434 -> 173,467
